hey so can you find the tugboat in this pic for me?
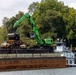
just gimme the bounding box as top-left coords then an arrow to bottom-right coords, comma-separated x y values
54,40 -> 75,66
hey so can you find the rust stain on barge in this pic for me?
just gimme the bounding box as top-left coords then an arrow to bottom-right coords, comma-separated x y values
0,57 -> 66,71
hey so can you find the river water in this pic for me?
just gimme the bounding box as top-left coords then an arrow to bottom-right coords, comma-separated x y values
0,67 -> 76,75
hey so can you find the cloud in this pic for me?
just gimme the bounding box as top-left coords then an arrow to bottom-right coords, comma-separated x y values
58,0 -> 76,9
69,3 -> 76,9
0,0 -> 41,26
0,0 -> 14,9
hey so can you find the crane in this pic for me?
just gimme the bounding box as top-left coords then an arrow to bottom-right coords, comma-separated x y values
13,13 -> 53,46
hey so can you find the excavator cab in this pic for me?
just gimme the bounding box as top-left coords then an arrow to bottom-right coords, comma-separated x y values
29,32 -> 35,38
8,33 -> 20,40
26,32 -> 35,39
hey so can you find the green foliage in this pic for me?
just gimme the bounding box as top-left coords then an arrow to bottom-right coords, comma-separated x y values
32,0 -> 76,40
2,11 -> 24,33
32,0 -> 65,38
0,27 -> 8,44
28,2 -> 39,14
16,19 -> 31,38
1,0 -> 76,47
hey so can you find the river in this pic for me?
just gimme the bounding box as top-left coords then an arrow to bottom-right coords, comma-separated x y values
0,67 -> 76,75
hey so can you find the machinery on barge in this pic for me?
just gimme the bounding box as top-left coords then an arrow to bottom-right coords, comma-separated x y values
0,13 -> 54,54
0,13 -> 75,71
13,13 -> 53,47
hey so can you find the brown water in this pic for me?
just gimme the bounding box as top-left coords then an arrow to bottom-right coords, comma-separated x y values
0,67 -> 76,75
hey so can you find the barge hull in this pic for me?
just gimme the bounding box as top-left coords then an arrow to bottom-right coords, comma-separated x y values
0,57 -> 66,71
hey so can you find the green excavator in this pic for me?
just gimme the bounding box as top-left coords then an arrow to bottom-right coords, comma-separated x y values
13,13 -> 53,46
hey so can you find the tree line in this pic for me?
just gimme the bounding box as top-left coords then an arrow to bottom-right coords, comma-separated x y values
1,0 -> 76,47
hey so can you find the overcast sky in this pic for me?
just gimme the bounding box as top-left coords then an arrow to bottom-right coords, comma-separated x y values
0,0 -> 76,26
58,0 -> 76,8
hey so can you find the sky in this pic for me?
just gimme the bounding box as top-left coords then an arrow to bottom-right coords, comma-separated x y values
0,0 -> 76,26
58,0 -> 76,8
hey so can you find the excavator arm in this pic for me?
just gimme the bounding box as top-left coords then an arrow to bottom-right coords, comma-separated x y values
13,13 -> 53,45
13,13 -> 44,45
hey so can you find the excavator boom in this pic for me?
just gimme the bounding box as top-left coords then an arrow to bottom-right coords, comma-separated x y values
14,13 -> 44,45
13,13 -> 53,45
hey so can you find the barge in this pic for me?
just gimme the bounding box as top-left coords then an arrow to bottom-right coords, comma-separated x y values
0,54 -> 66,71
0,33 -> 74,71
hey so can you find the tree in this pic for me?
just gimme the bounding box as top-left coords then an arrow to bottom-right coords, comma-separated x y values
2,0 -> 76,47
28,2 -> 39,15
2,11 -> 24,33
